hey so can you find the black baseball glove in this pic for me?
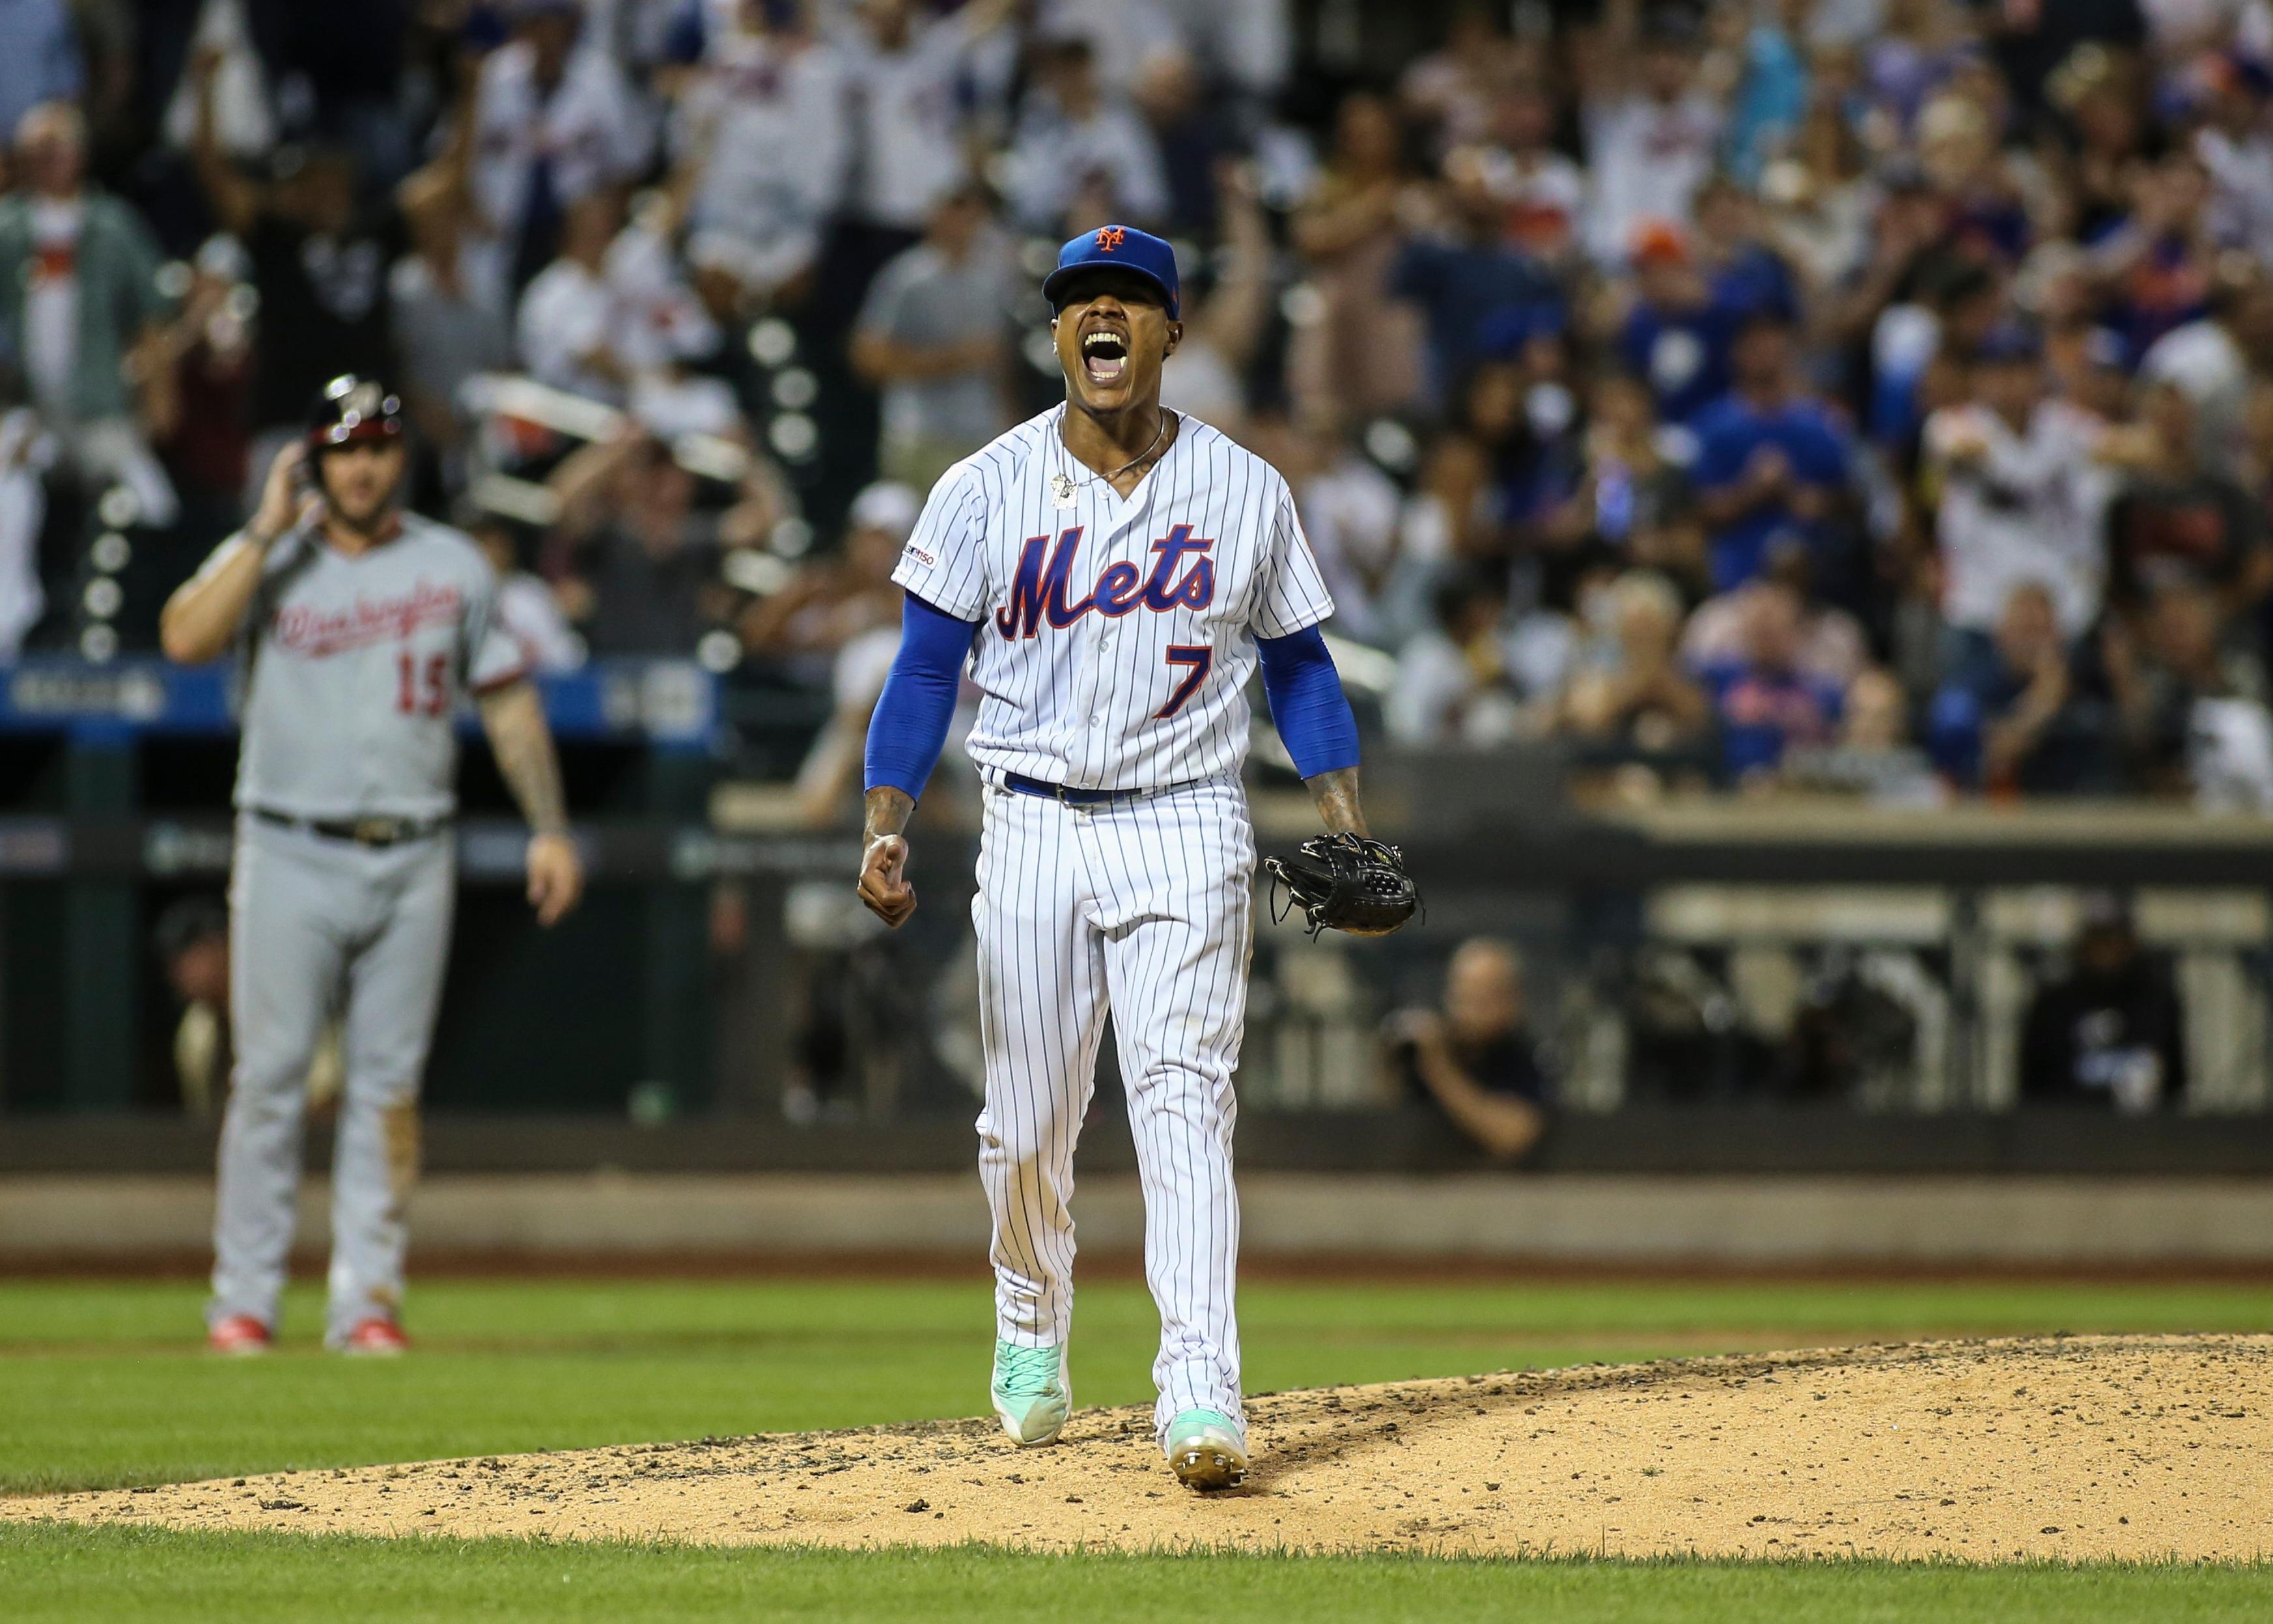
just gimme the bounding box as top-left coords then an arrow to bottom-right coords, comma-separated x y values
1263,833 -> 1421,938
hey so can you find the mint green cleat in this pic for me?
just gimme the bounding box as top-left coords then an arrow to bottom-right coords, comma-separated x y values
1164,1409 -> 1249,1490
990,1340 -> 1070,1446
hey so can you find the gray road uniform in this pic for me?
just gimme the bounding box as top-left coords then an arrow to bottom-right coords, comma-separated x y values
205,512 -> 525,1343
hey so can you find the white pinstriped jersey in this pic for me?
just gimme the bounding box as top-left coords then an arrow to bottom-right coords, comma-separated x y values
892,406 -> 1335,791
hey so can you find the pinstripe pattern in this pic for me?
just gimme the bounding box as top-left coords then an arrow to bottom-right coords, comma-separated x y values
974,774 -> 1253,1438
904,406 -> 1333,1449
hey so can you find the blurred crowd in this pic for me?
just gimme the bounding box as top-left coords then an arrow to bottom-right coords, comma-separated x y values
7,0 -> 2273,807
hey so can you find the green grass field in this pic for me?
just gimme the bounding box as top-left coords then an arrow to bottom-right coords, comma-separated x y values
5,1274 -> 2272,1619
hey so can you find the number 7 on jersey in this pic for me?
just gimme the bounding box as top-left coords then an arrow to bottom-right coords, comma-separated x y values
1156,645 -> 1212,718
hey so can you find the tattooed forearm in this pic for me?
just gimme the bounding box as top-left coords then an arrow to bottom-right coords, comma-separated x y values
479,681 -> 570,836
863,785 -> 915,843
1304,766 -> 1368,837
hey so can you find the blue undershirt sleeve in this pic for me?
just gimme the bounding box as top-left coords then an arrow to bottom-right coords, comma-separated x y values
863,593 -> 982,801
1256,624 -> 1361,781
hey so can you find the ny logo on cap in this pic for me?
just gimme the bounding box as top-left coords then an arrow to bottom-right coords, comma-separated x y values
341,381 -> 385,421
1095,225 -> 1126,252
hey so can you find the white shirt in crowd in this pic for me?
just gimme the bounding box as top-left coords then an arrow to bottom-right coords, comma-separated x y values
679,31 -> 850,293
1582,91 -> 1722,265
497,569 -> 586,673
1923,399 -> 2113,641
516,215 -> 718,405
2141,315 -> 2251,473
471,40 -> 652,245
0,409 -> 49,659
1295,449 -> 1405,649
22,196 -> 81,425
837,10 -> 976,232
1001,91 -> 1168,232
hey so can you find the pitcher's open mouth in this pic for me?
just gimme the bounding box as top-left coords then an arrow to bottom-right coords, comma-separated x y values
1081,331 -> 1128,384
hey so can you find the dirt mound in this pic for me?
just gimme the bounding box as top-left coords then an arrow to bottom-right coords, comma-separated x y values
10,1336 -> 2271,1561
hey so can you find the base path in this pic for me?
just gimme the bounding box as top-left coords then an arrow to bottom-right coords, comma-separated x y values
10,1336 -> 2270,1561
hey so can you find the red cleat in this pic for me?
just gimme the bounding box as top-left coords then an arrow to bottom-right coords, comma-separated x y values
207,1314 -> 272,1355
339,1317 -> 410,1356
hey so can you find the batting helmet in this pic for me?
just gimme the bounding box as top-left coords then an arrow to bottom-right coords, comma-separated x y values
306,374 -> 405,455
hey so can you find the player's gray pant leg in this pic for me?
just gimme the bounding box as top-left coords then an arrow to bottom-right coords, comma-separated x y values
210,822 -> 351,1329
973,786 -> 1109,1349
1087,781 -> 1253,1442
326,835 -> 454,1343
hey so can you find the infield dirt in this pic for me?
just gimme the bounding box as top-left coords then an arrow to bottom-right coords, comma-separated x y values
8,1335 -> 2268,1561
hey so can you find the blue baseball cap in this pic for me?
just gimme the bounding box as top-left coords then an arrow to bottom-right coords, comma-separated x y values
1042,223 -> 1179,319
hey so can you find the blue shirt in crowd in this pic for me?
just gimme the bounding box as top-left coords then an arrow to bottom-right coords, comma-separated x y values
1697,657 -> 1845,779
1391,236 -> 1558,401
1691,393 -> 1851,591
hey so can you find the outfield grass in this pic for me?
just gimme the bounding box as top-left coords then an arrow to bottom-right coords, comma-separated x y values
4,1274 -> 2271,1620
4,1526 -> 2271,1623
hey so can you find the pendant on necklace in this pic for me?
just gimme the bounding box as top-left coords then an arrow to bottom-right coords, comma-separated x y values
1050,471 -> 1077,509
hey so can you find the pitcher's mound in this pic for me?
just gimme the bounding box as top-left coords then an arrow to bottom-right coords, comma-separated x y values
10,1335 -> 2271,1561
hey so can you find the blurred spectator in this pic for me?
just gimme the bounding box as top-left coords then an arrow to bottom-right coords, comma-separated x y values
850,183 -> 1014,493
1384,936 -> 1549,1161
1927,580 -> 2112,794
2020,892 -> 2185,1113
2139,259 -> 2273,478
0,101 -> 176,522
1578,2 -> 1723,266
1386,567 -> 1520,747
1783,665 -> 1947,805
1399,6 -> 1508,160
1288,90 -> 1425,421
143,235 -> 257,515
2103,379 -> 2270,621
836,0 -> 1011,244
1159,160 -> 1274,443
673,0 -> 848,317
2104,573 -> 2273,805
1618,221 -> 1740,427
1692,307 -> 1853,591
471,0 -> 652,296
0,0 -> 81,146
1487,74 -> 1585,266
2092,149 -> 2222,364
192,48 -> 404,462
740,479 -> 914,682
1271,413 -> 1408,649
1682,537 -> 1868,688
154,893 -> 340,1121
1557,568 -> 1712,751
1721,0 -> 1812,186
466,508 -> 583,673
518,189 -> 634,402
1689,171 -> 1802,321
999,34 -> 1167,232
1134,47 -> 1234,238
391,163 -> 516,475
0,399 -> 46,657
1920,322 -> 2113,673
1695,577 -> 1846,779
2194,51 -> 2273,264
1390,145 -> 1559,408
546,427 -> 740,656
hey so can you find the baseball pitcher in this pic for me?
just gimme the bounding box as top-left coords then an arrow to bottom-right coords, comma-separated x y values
161,374 -> 584,1354
856,225 -> 1417,1489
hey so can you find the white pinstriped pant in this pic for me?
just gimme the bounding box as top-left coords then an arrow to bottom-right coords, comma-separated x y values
973,774 -> 1251,1440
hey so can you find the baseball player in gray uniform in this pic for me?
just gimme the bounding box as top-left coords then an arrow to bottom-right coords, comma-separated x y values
161,374 -> 584,1354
